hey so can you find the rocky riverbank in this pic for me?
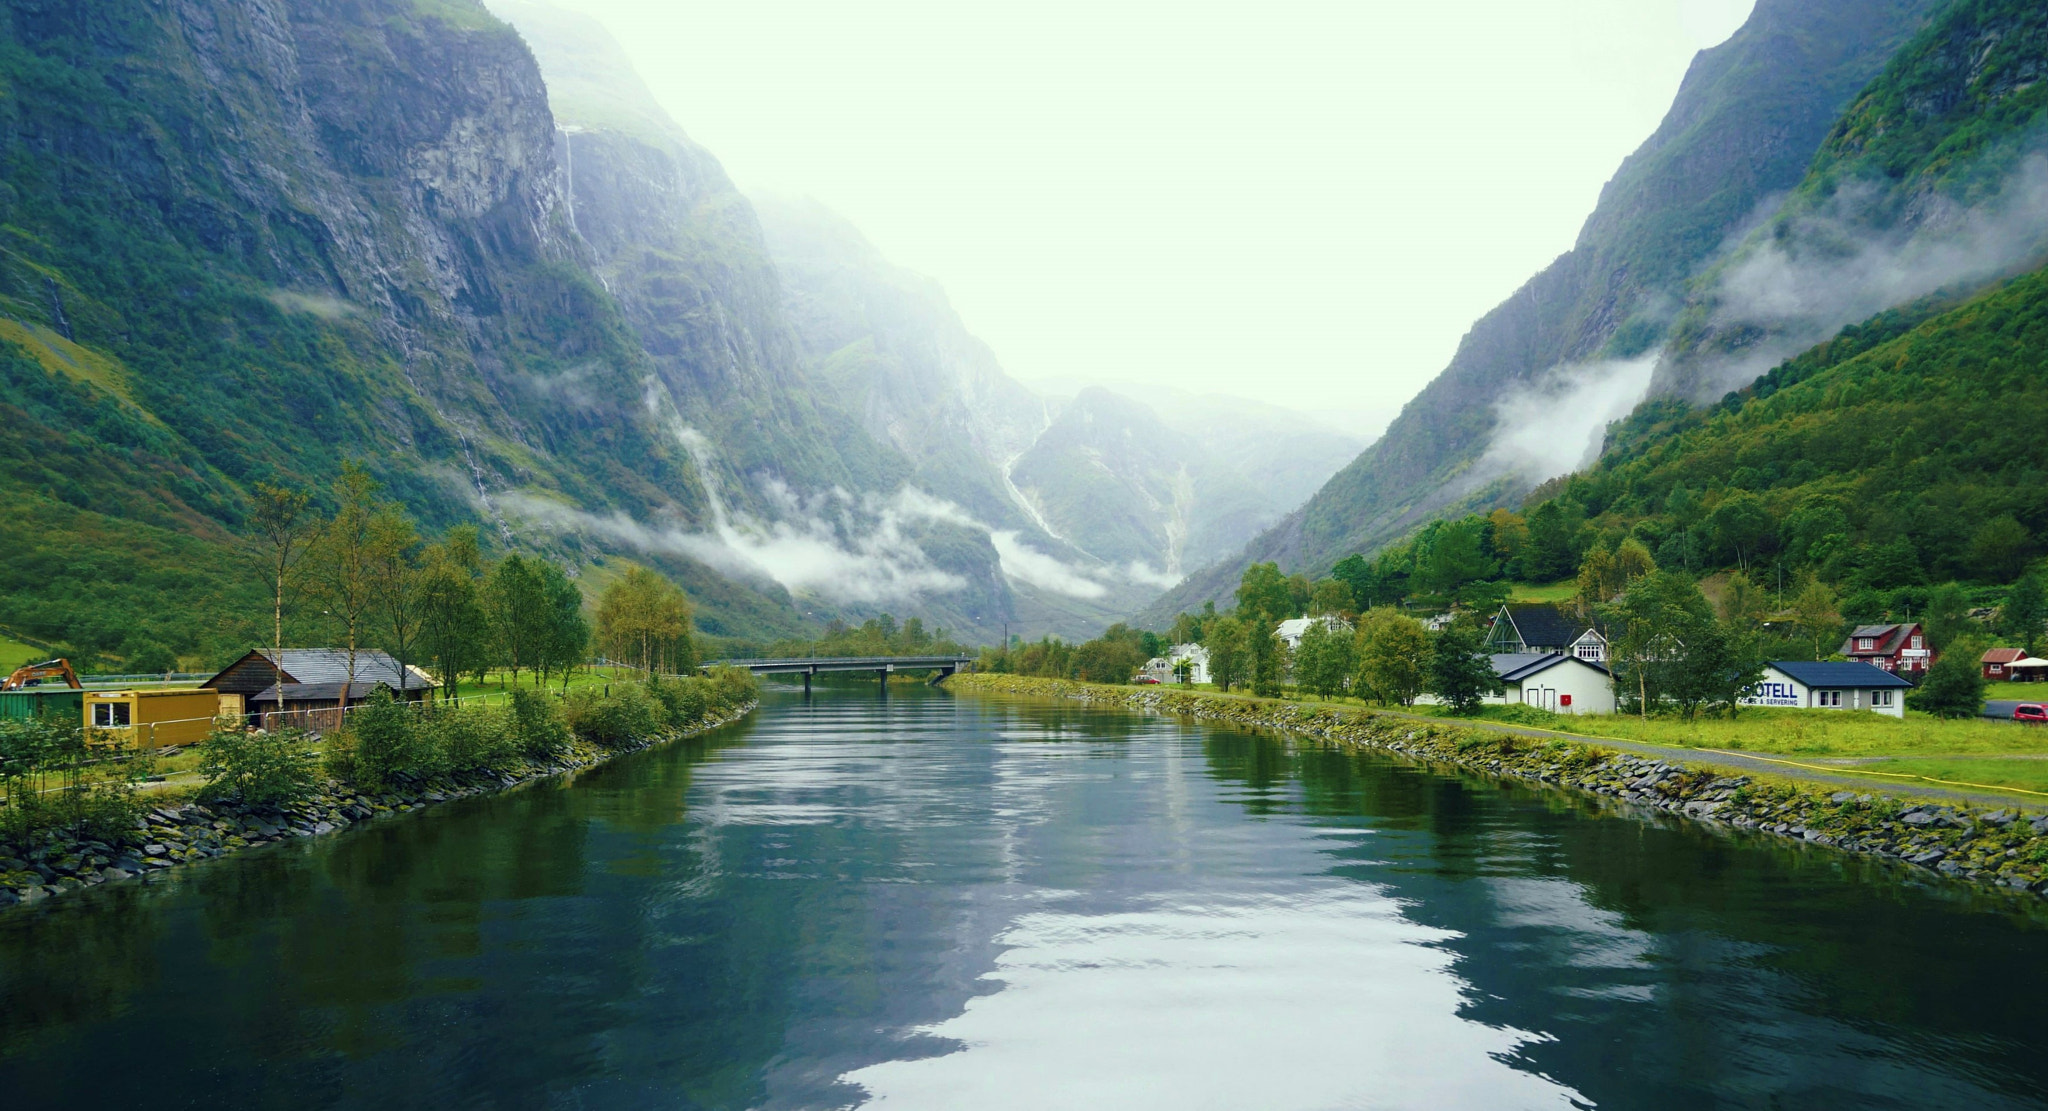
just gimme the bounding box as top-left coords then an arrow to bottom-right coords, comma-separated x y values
0,702 -> 756,909
949,675 -> 2048,901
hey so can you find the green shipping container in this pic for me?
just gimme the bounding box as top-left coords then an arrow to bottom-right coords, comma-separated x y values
0,688 -> 85,722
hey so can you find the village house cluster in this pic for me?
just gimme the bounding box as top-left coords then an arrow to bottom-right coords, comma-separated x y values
1,649 -> 438,746
1135,602 -> 1955,718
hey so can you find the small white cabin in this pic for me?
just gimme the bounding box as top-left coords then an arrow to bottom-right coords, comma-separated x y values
1488,653 -> 1615,715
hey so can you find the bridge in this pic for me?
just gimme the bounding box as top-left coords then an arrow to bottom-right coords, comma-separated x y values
704,655 -> 974,693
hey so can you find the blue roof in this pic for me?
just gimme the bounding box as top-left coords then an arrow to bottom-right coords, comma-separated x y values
1770,661 -> 1915,689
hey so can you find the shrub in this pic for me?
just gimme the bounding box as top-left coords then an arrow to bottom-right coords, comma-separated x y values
648,674 -> 711,727
563,684 -> 667,749
507,688 -> 573,760
426,703 -> 515,772
343,692 -> 443,787
199,723 -> 322,808
707,666 -> 760,711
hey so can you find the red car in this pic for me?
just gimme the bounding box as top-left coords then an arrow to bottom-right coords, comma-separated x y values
2015,704 -> 2048,724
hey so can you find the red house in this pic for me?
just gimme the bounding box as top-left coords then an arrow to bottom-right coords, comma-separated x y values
1840,623 -> 1935,676
1984,647 -> 2028,680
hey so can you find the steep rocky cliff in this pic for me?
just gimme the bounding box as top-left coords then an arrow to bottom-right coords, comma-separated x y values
1137,0 -> 1945,623
0,0 -> 738,654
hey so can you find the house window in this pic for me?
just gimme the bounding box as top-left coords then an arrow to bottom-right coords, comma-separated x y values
92,702 -> 131,727
1817,691 -> 1843,708
1992,665 -> 2004,674
1910,636 -> 1923,649
1575,643 -> 1603,661
1873,690 -> 1894,707
1857,638 -> 1875,651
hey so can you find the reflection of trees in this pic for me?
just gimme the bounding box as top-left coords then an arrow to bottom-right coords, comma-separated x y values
0,883 -> 167,1057
1197,726 -> 2048,1104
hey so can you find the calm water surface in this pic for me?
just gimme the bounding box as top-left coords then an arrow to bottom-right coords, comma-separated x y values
4,687 -> 2048,1109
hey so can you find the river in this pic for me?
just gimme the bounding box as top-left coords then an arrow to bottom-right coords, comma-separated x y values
4,687 -> 2047,1109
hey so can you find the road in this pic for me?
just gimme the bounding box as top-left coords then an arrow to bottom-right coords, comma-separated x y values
1983,699 -> 2047,721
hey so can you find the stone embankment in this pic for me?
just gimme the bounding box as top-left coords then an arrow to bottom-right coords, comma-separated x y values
0,702 -> 756,909
949,675 -> 2048,900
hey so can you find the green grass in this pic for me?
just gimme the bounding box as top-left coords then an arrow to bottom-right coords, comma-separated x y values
0,632 -> 46,670
1421,704 -> 2048,759
1507,580 -> 1578,603
1985,681 -> 2048,701
1848,756 -> 2048,798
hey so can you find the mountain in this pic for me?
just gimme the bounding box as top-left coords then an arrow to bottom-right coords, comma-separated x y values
748,193 -> 1363,622
1136,0 -> 1950,624
1651,0 -> 2048,401
0,0 -> 706,659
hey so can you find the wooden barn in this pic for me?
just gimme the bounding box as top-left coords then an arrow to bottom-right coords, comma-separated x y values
202,649 -> 438,732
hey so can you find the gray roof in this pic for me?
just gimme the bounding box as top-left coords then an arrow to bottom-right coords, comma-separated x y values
1496,604 -> 1587,649
1770,661 -> 1915,689
259,650 -> 435,690
251,680 -> 398,703
1490,652 -> 1609,682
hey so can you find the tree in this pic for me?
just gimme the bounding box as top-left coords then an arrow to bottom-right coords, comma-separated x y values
1790,574 -> 1844,661
1910,637 -> 1988,719
1203,616 -> 1248,693
1575,545 -> 1615,615
1354,607 -> 1430,706
1073,636 -> 1145,684
1612,537 -> 1657,590
596,566 -> 694,675
1169,611 -> 1205,647
1720,571 -> 1769,628
1417,517 -> 1494,602
1236,563 -> 1293,627
533,560 -> 591,689
1486,509 -> 1528,564
1970,516 -> 2031,583
1249,623 -> 1287,698
1922,582 -> 1974,651
1608,571 -> 1716,718
1667,618 -> 1766,720
2003,574 -> 2047,655
419,527 -> 490,694
1308,578 -> 1353,619
309,463 -> 381,710
1295,619 -> 1354,699
1706,491 -> 1774,570
250,482 -> 315,709
1427,625 -> 1500,714
484,555 -> 550,687
368,506 -> 426,697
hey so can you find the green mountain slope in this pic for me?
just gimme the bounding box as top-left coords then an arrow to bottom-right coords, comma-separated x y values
1653,0 -> 2048,401
1136,0 -> 1945,625
1511,261 -> 2048,599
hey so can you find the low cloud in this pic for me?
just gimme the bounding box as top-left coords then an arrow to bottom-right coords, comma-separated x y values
1681,153 -> 2048,397
1473,356 -> 1656,487
989,530 -> 1109,600
266,290 -> 357,320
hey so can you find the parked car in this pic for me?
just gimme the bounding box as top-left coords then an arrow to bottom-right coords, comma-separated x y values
2015,704 -> 2048,724
1132,676 -> 1162,685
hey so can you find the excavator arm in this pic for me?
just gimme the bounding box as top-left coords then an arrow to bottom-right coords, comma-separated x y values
2,658 -> 82,691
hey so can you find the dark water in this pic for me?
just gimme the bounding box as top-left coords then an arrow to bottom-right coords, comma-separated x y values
5,687 -> 2048,1109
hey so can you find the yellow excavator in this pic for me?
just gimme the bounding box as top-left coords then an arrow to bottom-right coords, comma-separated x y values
2,658 -> 81,691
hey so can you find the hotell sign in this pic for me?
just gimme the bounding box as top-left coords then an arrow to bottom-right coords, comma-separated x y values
1741,680 -> 1800,707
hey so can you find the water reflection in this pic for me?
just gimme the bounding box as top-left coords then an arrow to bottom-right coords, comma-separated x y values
0,690 -> 2046,1110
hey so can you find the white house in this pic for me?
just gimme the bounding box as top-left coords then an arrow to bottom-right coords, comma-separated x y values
1412,652 -> 1616,714
1487,653 -> 1616,715
1739,661 -> 1913,718
1169,643 -> 1211,685
1274,615 -> 1352,651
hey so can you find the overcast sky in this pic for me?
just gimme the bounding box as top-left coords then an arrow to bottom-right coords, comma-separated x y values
539,0 -> 1756,437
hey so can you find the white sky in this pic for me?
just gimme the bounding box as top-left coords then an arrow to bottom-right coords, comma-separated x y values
541,0 -> 1756,437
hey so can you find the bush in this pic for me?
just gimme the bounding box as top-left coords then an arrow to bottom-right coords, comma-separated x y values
507,688 -> 573,760
706,666 -> 759,712
563,684 -> 667,748
425,703 -> 515,772
342,692 -> 443,787
648,674 -> 712,727
199,723 -> 322,808
0,718 -> 145,847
